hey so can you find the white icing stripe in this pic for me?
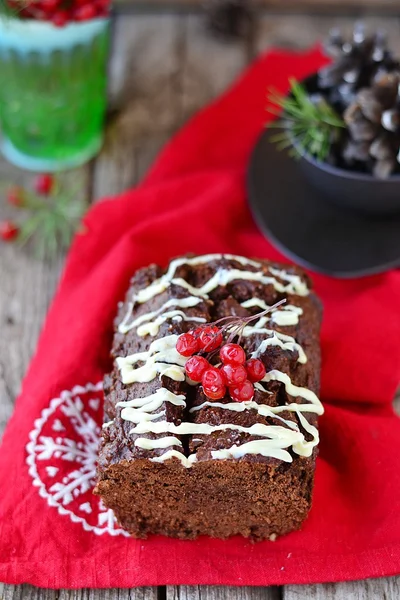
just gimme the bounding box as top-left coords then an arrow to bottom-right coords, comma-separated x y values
117,388 -> 186,424
190,398 -> 320,417
116,335 -> 188,384
189,400 -> 298,426
261,370 -> 323,412
135,436 -> 182,450
150,450 -> 198,467
269,267 -> 308,295
238,319 -> 307,364
131,254 -> 309,305
124,410 -> 166,423
102,420 -> 114,429
119,296 -> 204,335
240,299 -> 303,326
137,311 -> 206,337
211,441 -> 293,463
251,333 -> 307,364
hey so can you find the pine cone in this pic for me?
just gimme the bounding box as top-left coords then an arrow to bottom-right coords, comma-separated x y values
319,23 -> 399,110
317,24 -> 400,178
341,72 -> 400,177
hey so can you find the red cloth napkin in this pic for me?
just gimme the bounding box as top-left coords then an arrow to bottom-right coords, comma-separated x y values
1,46 -> 400,589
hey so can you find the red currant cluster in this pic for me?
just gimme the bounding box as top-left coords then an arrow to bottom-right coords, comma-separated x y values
7,0 -> 110,26
176,325 -> 266,403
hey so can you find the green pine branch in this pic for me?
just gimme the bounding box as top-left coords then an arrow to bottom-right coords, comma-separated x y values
17,181 -> 86,260
267,78 -> 345,162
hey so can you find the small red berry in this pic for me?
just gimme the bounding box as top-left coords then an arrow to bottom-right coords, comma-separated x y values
220,343 -> 246,366
34,174 -> 54,195
51,11 -> 68,27
176,332 -> 199,357
6,186 -> 24,207
0,220 -> 19,242
74,4 -> 97,21
245,358 -> 266,383
229,379 -> 255,402
185,356 -> 210,382
202,367 -> 226,400
198,325 -> 223,352
220,364 -> 247,386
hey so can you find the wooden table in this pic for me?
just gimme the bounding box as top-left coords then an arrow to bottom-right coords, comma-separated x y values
1,6 -> 400,600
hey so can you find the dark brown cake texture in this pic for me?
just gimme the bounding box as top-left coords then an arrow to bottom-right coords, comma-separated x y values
94,254 -> 323,541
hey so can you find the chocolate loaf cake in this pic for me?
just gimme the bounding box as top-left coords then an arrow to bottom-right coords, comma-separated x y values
94,254 -> 323,540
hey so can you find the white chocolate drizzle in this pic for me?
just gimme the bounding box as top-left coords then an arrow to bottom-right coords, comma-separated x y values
240,298 -> 303,327
150,450 -> 198,467
119,296 -> 205,335
116,335 -> 188,384
117,388 -> 186,424
112,254 -> 322,466
238,319 -> 307,364
251,332 -> 307,364
135,436 -> 182,449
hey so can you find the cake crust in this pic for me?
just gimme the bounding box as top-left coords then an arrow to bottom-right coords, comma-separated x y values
95,254 -> 323,540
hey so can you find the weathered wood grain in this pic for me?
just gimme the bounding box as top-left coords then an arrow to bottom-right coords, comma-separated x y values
284,577 -> 400,599
58,588 -> 158,600
0,586 -> 158,600
167,587 -> 281,600
93,14 -> 185,200
0,168 -> 88,439
180,14 -> 249,119
1,584 -> 58,600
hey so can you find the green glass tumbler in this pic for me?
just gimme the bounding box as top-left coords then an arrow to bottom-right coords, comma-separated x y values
0,17 -> 110,171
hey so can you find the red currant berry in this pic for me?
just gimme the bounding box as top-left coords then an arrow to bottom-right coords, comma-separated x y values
245,358 -> 266,383
221,364 -> 247,386
185,356 -> 210,382
176,332 -> 199,357
229,379 -> 255,402
6,186 -> 24,207
0,221 -> 19,242
74,4 -> 97,21
198,325 -> 223,352
220,343 -> 246,366
51,10 -> 69,26
34,174 -> 54,195
202,367 -> 226,400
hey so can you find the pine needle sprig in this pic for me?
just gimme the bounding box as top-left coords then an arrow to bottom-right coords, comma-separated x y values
16,180 -> 86,260
267,78 -> 345,162
0,1 -> 29,17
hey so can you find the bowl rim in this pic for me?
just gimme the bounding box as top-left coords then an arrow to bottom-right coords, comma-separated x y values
287,74 -> 400,183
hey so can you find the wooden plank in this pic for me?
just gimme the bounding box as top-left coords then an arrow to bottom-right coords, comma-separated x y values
1,585 -> 58,600
180,13 -> 249,119
167,587 -> 281,600
58,588 -> 158,599
92,13 -> 185,199
0,168 -> 89,439
284,578 -> 400,599
0,586 -> 158,600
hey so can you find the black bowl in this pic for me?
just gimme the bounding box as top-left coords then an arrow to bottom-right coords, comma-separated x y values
291,75 -> 400,216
